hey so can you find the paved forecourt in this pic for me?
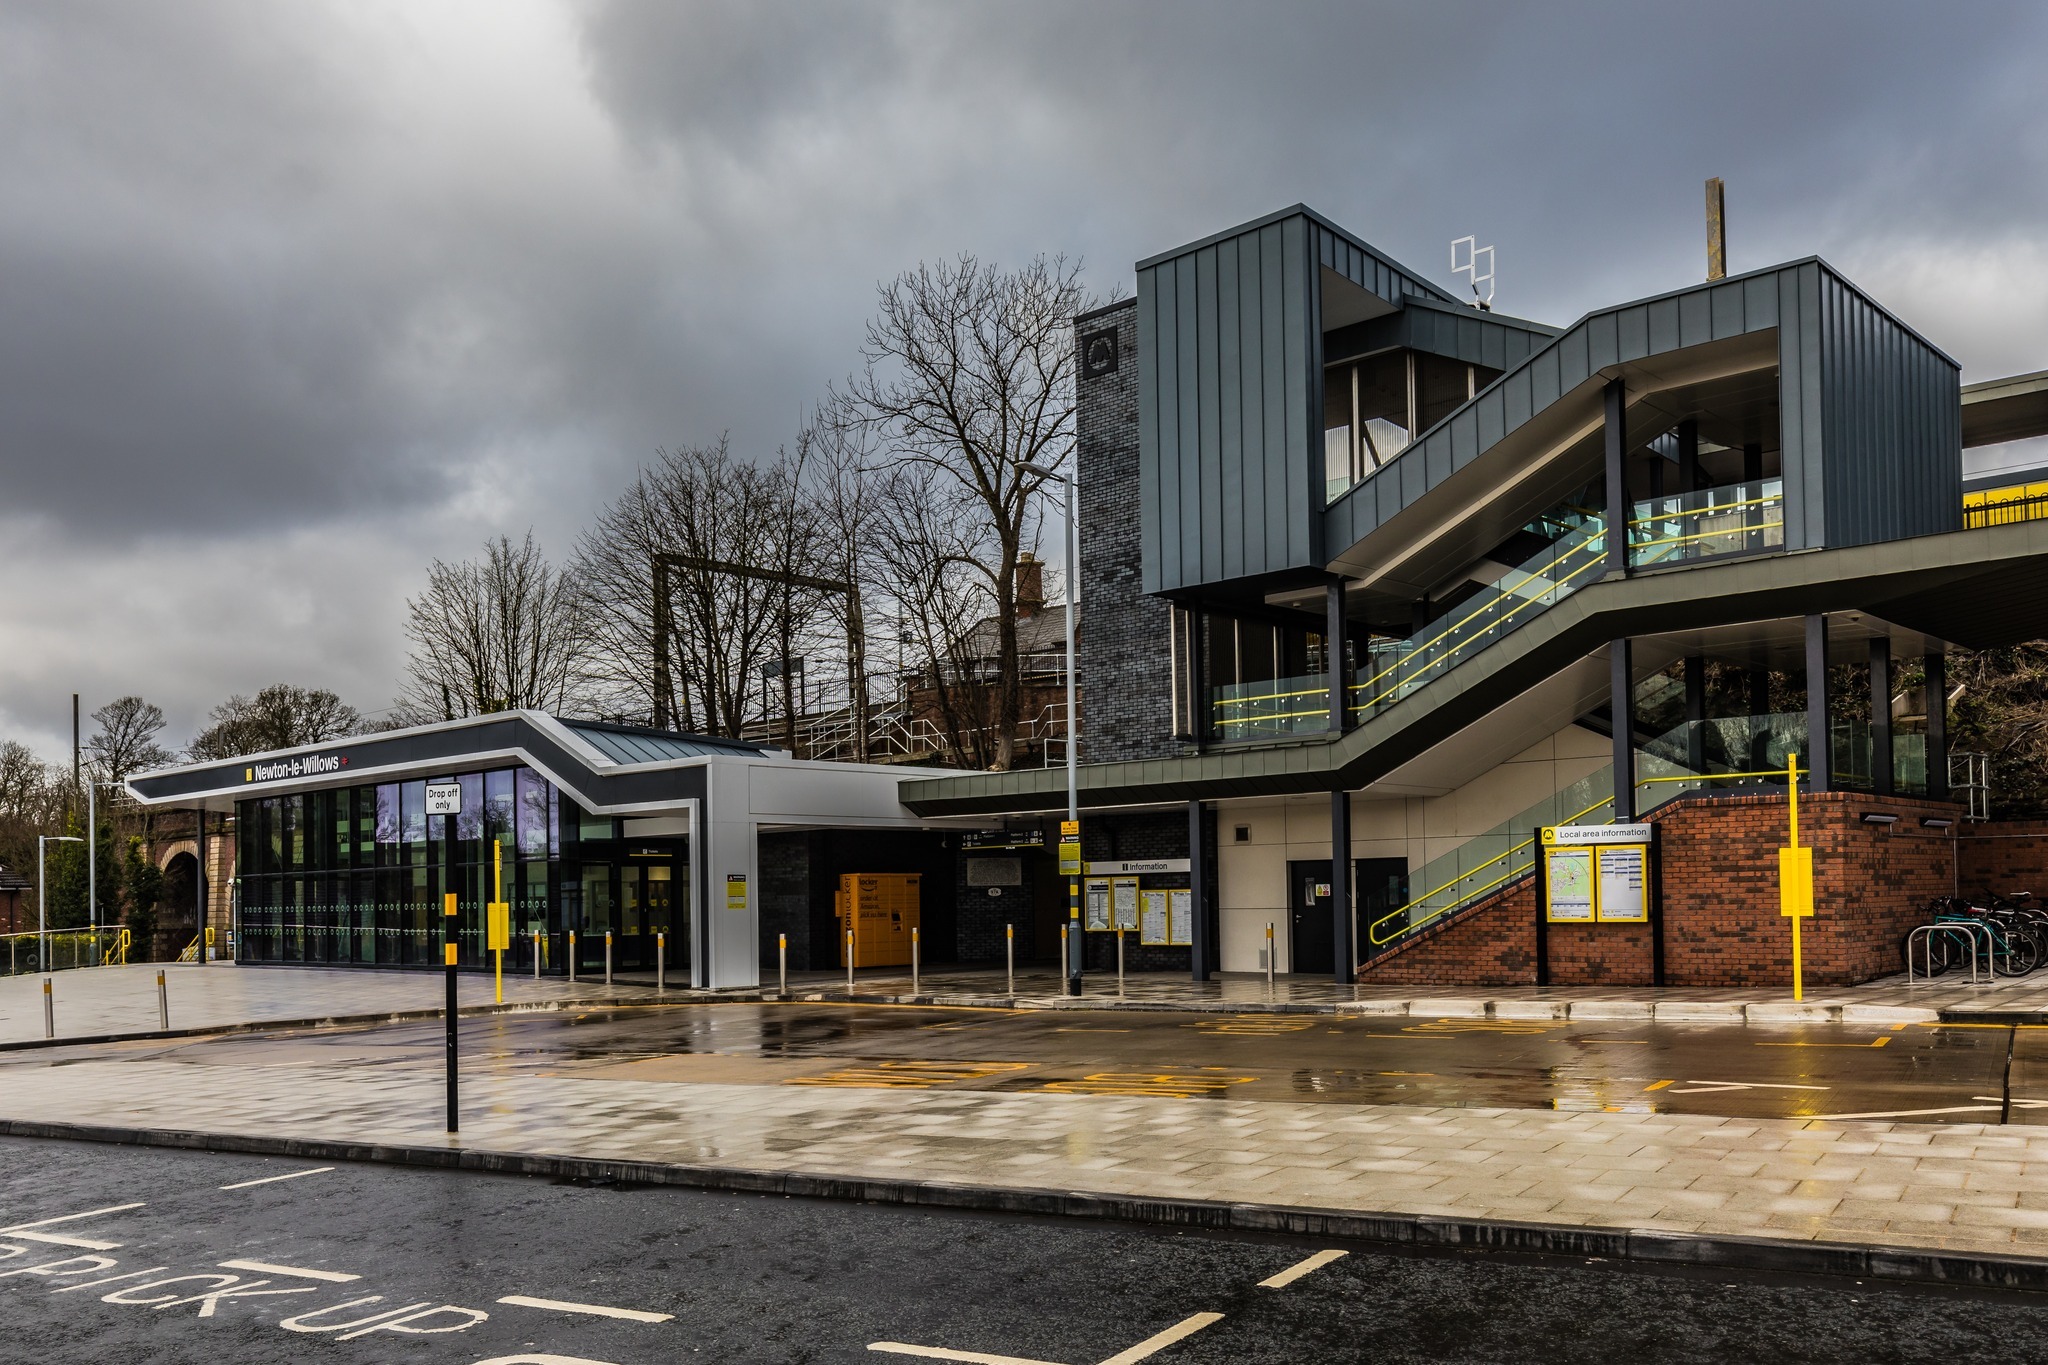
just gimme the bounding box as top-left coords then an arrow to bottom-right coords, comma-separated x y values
6,1011 -> 2048,1266
0,962 -> 654,1045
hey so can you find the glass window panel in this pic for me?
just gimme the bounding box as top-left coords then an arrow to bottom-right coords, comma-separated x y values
577,805 -> 613,843
264,798 -> 283,876
579,864 -> 613,932
401,780 -> 427,849
548,786 -> 560,857
457,773 -> 484,846
485,769 -> 515,849
375,785 -> 400,857
1355,350 -> 1410,466
516,769 -> 549,858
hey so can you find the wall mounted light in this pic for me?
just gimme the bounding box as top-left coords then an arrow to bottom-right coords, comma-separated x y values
1860,812 -> 1901,825
1920,816 -> 1956,830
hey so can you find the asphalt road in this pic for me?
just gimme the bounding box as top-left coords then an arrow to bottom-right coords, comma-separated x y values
12,1001 -> 2042,1126
3,1136 -> 2047,1365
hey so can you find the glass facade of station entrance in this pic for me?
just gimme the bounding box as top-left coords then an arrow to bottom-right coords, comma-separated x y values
234,766 -> 690,975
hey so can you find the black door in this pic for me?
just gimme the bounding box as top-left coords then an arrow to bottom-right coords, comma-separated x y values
1356,857 -> 1410,959
1288,860 -> 1334,975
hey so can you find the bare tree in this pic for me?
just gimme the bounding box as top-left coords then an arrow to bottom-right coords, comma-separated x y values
805,399 -> 884,761
189,685 -> 366,760
398,530 -> 587,721
86,696 -> 174,782
839,254 -> 1097,769
573,438 -> 830,738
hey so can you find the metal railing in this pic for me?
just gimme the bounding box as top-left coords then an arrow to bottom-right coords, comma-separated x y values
1211,480 -> 1787,743
1363,738 -> 1808,960
4,927 -> 132,977
1963,488 -> 2048,529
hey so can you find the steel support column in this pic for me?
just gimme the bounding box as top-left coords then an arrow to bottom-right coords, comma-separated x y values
1188,799 -> 1211,982
1603,380 -> 1629,579
1926,652 -> 1949,800
1330,790 -> 1354,984
1805,615 -> 1832,792
1684,654 -> 1707,773
1611,640 -> 1635,821
1870,637 -> 1894,796
1326,579 -> 1347,733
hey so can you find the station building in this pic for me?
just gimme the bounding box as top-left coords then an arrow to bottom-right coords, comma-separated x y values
129,204 -> 2048,990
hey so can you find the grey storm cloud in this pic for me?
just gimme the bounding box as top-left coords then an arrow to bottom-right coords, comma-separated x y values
1,0 -> 2046,754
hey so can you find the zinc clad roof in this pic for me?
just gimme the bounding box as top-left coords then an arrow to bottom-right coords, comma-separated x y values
559,720 -> 764,765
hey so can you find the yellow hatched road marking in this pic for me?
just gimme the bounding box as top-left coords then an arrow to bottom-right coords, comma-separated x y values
787,1061 -> 1032,1090
1259,1249 -> 1349,1289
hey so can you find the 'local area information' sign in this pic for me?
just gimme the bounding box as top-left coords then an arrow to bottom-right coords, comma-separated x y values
1541,824 -> 1650,924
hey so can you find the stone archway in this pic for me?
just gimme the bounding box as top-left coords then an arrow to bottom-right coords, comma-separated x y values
159,850 -> 199,958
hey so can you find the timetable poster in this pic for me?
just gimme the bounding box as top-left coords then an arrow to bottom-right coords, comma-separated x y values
1084,878 -> 1112,932
1140,890 -> 1171,945
1113,877 -> 1142,931
1168,889 -> 1193,945
1596,846 -> 1648,922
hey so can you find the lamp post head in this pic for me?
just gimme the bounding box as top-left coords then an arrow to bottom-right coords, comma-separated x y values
1018,461 -> 1066,482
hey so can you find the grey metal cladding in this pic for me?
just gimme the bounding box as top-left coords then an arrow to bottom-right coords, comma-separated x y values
1319,259 -> 1899,568
1815,265 -> 1961,547
1137,208 -> 1452,594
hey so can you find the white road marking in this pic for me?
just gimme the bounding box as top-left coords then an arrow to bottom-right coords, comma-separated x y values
1811,1103 -> 2003,1120
219,1167 -> 334,1190
868,1345 -> 1064,1365
1258,1249 -> 1348,1288
497,1294 -> 673,1323
0,1202 -> 144,1249
870,1311 -> 1225,1365
1666,1081 -> 1829,1095
1100,1313 -> 1225,1364
219,1258 -> 361,1283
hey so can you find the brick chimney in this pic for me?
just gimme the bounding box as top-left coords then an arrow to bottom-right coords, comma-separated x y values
1014,553 -> 1044,619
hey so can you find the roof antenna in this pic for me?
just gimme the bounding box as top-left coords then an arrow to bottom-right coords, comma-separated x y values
1450,236 -> 1494,310
1705,177 -> 1727,281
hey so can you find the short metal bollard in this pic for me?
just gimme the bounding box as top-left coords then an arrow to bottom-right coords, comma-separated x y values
656,932 -> 666,992
43,977 -> 54,1039
845,929 -> 855,995
568,930 -> 577,984
1266,922 -> 1276,991
1116,928 -> 1126,996
778,933 -> 788,996
156,969 -> 169,1030
911,927 -> 920,997
533,929 -> 542,979
1006,923 -> 1014,996
604,931 -> 614,986
1059,924 -> 1068,989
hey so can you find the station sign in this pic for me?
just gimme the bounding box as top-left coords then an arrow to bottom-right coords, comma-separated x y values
1542,823 -> 1651,846
962,830 -> 1044,850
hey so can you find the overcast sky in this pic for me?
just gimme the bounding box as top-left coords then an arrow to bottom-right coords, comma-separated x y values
4,0 -> 2047,762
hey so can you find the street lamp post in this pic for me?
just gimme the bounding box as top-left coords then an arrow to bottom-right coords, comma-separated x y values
86,779 -> 123,934
38,834 -> 83,972
1021,461 -> 1081,996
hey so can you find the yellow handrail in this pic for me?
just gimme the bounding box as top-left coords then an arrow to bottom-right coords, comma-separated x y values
1365,761 -> 1807,950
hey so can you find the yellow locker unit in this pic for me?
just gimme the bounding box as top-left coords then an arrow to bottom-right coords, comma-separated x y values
837,873 -> 922,967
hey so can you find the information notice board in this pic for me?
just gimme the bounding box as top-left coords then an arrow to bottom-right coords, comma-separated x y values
1540,825 -> 1650,924
1168,889 -> 1193,945
1113,878 -> 1141,931
1084,878 -> 1112,932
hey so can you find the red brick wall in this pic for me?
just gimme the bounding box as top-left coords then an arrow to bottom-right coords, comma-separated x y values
1957,821 -> 2048,897
1358,791 -> 1969,988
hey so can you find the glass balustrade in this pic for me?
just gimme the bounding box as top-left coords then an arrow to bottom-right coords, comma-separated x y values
1208,479 -> 1787,744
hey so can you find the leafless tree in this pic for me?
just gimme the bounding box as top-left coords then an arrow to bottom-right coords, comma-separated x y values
85,696 -> 174,783
805,400 -> 885,762
188,685 -> 366,760
838,253 -> 1098,769
398,531 -> 587,722
572,438 -> 829,738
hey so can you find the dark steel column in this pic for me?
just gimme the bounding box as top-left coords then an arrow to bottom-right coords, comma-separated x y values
1926,652 -> 1950,800
1330,791 -> 1354,984
1805,615 -> 1832,792
1748,666 -> 1773,770
1603,380 -> 1629,578
1611,640 -> 1635,821
194,808 -> 208,962
1326,579 -> 1348,733
1187,799 -> 1211,982
1684,654 -> 1707,772
1677,418 -> 1701,493
1870,637 -> 1894,796
1184,605 -> 1207,745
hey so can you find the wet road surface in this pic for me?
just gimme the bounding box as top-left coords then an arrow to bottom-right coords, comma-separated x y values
7,1001 -> 2046,1126
6,1135 -> 2048,1365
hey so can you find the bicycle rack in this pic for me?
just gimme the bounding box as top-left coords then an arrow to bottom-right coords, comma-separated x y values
1907,922 -> 1992,986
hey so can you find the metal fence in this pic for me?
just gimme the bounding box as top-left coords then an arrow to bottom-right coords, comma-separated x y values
2,927 -> 132,977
